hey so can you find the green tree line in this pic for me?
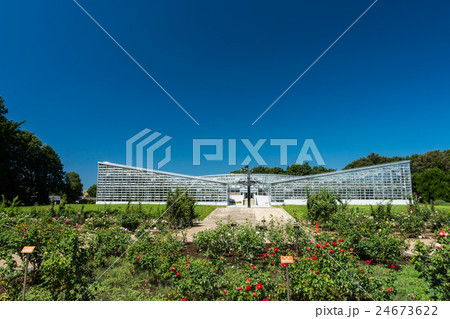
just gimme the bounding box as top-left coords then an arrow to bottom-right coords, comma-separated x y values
0,96 -> 83,204
231,163 -> 335,176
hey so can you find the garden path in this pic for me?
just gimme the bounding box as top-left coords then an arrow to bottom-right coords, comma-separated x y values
182,207 -> 295,242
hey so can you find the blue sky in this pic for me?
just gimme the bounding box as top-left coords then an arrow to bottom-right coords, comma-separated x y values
1,0 -> 449,189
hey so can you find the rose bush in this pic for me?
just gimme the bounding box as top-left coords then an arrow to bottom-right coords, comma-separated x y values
412,228 -> 450,300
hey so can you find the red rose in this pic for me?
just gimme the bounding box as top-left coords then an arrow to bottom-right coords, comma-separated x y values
263,253 -> 269,259
237,287 -> 242,291
316,244 -> 320,248
274,247 -> 278,253
295,258 -> 298,262
263,298 -> 269,301
246,278 -> 251,282
271,253 -> 276,257
391,265 -> 396,269
329,249 -> 334,254
312,256 -> 317,261
171,267 -> 176,272
256,283 -> 263,290
332,242 -> 337,246
214,270 -> 218,274
340,248 -> 345,252
339,238 -> 344,242
366,260 -> 371,264
282,263 -> 287,269
176,272 -> 180,277
182,298 -> 187,301
253,292 -> 257,297
270,261 -> 274,265
388,288 -> 393,292
315,270 -> 319,274
246,285 -> 251,292
23,234 -> 28,238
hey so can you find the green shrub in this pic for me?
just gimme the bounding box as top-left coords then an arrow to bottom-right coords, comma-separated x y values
307,189 -> 338,224
193,222 -> 235,259
328,207 -> 407,264
412,229 -> 450,300
39,233 -> 93,300
264,220 -> 306,253
128,232 -> 185,282
89,226 -> 132,267
165,188 -> 196,228
370,202 -> 394,222
434,199 -> 449,206
193,222 -> 265,260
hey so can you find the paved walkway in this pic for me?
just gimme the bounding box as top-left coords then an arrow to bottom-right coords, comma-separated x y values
182,206 -> 295,242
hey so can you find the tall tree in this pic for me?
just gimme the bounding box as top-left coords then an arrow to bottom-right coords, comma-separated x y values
87,184 -> 97,198
64,172 -> 83,203
0,96 -> 64,204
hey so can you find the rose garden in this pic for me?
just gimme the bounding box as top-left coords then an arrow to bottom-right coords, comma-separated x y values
0,190 -> 449,301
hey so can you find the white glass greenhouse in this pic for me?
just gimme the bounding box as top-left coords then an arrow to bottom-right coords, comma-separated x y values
96,161 -> 412,205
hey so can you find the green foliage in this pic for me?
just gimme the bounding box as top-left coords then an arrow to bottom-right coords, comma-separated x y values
193,222 -> 265,260
412,230 -> 450,300
394,202 -> 432,237
64,172 -> 83,203
412,168 -> 450,202
433,199 -> 449,206
264,220 -> 306,253
165,188 -> 196,228
39,233 -> 93,300
230,163 -> 335,176
343,153 -> 407,170
128,232 -> 185,281
429,209 -> 450,232
410,150 -> 450,175
168,258 -> 219,300
391,264 -> 430,301
89,227 -> 132,267
370,202 -> 394,222
0,212 -> 93,300
0,96 -> 64,204
0,198 -> 447,301
330,206 -> 407,264
87,184 -> 97,198
307,188 -> 338,224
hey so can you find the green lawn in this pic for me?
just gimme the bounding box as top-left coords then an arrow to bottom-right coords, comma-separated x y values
279,205 -> 450,220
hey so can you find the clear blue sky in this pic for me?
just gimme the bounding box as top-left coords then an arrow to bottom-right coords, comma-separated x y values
1,0 -> 449,189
